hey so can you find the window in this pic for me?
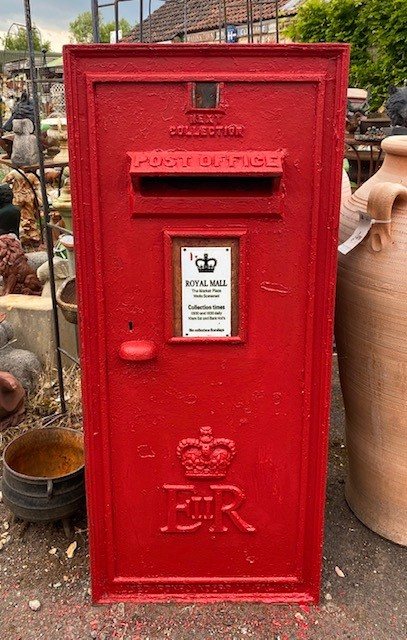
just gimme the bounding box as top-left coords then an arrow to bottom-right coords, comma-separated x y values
192,82 -> 219,109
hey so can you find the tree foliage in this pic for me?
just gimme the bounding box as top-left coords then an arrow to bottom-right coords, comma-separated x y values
2,27 -> 51,52
69,11 -> 132,44
285,0 -> 407,110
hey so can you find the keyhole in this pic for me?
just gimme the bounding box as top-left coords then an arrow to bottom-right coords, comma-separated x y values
128,321 -> 134,331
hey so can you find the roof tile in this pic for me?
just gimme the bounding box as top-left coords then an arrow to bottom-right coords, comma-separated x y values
125,0 -> 302,43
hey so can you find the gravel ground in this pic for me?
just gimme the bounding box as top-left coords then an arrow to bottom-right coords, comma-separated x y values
0,357 -> 406,640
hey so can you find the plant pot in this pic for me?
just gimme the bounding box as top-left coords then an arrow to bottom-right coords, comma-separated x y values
56,276 -> 77,324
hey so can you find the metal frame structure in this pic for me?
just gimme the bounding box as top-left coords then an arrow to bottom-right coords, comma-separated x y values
1,23 -> 55,114
90,0 -> 281,44
22,0 -> 80,416
18,0 -> 285,417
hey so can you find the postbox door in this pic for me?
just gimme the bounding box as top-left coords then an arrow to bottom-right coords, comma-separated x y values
65,44 -> 349,602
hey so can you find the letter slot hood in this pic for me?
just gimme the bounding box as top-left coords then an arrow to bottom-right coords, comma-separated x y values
128,150 -> 283,217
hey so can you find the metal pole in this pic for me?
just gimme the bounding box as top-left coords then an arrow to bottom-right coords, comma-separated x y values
140,0 -> 143,42
23,0 -> 67,413
223,0 -> 227,42
114,0 -> 119,42
275,0 -> 279,43
149,0 -> 152,42
218,0 -> 222,43
259,0 -> 263,43
250,0 -> 254,42
246,0 -> 251,42
91,0 -> 100,42
183,0 -> 188,43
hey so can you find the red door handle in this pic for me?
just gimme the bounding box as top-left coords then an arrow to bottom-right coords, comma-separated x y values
119,340 -> 157,361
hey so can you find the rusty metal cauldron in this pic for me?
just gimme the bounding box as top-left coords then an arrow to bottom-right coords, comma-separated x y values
2,427 -> 85,527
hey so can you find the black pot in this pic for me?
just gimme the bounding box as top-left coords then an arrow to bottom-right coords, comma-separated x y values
2,427 -> 85,522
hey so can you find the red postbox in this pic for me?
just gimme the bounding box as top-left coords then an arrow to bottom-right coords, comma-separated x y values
64,44 -> 348,603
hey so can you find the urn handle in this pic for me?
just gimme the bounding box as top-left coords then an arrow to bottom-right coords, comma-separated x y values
367,181 -> 407,252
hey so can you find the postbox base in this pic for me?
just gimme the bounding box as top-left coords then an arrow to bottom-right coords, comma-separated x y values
94,587 -> 318,605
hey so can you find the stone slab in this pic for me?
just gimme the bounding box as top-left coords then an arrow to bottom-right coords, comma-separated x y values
0,294 -> 78,367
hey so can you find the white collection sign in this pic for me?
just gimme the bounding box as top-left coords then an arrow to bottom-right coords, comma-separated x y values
181,246 -> 232,337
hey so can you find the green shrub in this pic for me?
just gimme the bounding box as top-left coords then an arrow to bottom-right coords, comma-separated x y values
285,0 -> 407,110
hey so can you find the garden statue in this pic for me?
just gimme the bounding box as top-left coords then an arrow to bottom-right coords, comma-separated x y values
52,171 -> 72,229
0,184 -> 20,237
10,118 -> 39,167
346,108 -> 366,135
0,371 -> 25,432
0,134 -> 13,159
2,170 -> 41,246
44,168 -> 61,188
0,234 -> 42,296
346,89 -> 368,135
386,86 -> 407,134
0,314 -> 41,394
37,256 -> 69,296
2,91 -> 35,133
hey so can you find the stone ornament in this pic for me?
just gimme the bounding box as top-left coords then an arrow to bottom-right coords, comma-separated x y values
0,184 -> 20,237
52,172 -> 72,229
10,118 -> 39,167
2,170 -> 41,246
0,371 -> 25,432
386,86 -> 407,133
0,234 -> 42,296
0,315 -> 41,394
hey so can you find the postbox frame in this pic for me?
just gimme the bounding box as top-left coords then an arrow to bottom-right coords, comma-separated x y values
64,43 -> 349,604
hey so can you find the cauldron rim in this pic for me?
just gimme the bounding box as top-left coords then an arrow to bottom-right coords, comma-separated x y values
3,426 -> 84,482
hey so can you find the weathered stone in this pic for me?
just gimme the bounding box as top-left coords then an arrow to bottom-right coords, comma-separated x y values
0,318 -> 41,393
2,170 -> 41,247
0,371 -> 25,432
0,235 -> 42,296
26,251 -> 48,272
28,599 -> 41,611
0,295 -> 77,368
37,257 -> 69,285
11,119 -> 39,167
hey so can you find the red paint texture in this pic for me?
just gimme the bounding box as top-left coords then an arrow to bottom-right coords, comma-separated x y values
64,43 -> 349,603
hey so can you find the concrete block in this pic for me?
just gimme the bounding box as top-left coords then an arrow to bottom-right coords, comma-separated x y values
0,294 -> 78,368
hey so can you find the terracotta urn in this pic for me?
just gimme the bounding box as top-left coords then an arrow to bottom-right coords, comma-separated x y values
341,168 -> 351,204
336,136 -> 407,545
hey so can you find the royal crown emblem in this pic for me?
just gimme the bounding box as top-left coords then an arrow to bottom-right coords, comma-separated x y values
177,427 -> 236,478
195,253 -> 217,273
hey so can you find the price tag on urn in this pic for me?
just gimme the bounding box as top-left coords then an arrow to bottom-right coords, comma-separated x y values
181,247 -> 232,337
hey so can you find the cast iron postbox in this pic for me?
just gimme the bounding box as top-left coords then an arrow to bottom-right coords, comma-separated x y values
64,44 -> 348,603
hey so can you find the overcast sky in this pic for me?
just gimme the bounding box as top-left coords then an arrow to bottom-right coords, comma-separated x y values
1,0 -> 162,51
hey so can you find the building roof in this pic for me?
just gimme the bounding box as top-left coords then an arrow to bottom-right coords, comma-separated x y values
124,0 -> 303,43
46,56 -> 63,68
0,50 -> 61,73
